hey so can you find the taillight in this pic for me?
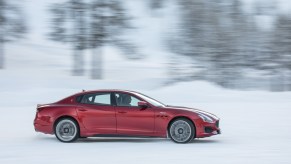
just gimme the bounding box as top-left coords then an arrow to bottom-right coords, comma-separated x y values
34,109 -> 39,120
37,104 -> 45,112
36,105 -> 43,119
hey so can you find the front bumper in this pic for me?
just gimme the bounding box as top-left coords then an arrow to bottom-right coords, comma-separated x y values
196,120 -> 221,138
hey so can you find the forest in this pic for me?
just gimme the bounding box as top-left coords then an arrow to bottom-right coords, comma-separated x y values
0,0 -> 290,91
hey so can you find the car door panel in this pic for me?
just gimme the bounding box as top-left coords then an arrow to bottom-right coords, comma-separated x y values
116,106 -> 154,135
76,92 -> 116,134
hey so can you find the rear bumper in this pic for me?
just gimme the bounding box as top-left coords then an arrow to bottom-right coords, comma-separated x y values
34,119 -> 54,134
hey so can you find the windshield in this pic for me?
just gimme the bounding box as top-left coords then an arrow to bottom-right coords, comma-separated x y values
132,92 -> 166,107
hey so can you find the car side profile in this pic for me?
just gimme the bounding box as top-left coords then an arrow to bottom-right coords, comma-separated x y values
34,90 -> 220,143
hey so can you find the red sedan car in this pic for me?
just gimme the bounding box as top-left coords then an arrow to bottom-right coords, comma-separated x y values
34,90 -> 220,143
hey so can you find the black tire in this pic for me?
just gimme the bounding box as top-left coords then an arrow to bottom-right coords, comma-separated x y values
54,118 -> 79,143
168,118 -> 195,144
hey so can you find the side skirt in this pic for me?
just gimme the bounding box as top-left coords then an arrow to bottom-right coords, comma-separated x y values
91,134 -> 165,138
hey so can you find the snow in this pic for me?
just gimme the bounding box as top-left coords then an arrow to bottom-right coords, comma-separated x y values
1,67 -> 291,164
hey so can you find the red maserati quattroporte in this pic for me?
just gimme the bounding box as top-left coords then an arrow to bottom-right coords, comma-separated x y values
34,90 -> 221,143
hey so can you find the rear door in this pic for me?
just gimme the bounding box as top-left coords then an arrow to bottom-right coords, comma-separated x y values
77,92 -> 116,134
114,92 -> 155,136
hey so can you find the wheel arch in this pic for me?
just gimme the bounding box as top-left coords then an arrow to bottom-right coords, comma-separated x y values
167,116 -> 196,138
53,115 -> 80,135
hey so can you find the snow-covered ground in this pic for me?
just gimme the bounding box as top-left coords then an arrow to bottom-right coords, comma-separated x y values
1,0 -> 291,163
1,67 -> 291,164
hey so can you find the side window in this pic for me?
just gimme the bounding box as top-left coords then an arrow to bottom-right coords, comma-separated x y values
115,93 -> 141,107
94,94 -> 111,105
80,93 -> 111,105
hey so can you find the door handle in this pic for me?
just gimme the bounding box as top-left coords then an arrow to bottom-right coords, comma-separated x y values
118,111 -> 127,114
78,109 -> 87,112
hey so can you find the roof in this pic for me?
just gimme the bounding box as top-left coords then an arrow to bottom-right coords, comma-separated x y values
77,89 -> 138,94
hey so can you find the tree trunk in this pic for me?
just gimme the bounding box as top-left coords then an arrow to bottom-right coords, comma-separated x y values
281,72 -> 287,92
270,69 -> 283,92
72,47 -> 84,76
0,35 -> 4,69
71,0 -> 84,76
91,47 -> 102,79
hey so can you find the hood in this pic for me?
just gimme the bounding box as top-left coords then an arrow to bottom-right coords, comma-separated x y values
165,105 -> 219,120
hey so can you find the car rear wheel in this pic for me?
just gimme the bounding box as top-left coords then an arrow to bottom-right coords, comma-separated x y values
55,118 -> 79,142
168,118 -> 195,143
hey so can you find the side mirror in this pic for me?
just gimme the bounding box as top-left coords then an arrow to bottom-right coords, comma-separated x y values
138,101 -> 148,108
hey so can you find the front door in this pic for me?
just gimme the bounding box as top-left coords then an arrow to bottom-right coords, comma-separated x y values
114,92 -> 154,136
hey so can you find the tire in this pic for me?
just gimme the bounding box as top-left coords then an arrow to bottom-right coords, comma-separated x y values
54,118 -> 79,143
168,118 -> 195,143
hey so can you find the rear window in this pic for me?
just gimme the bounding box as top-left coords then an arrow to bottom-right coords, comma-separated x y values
76,95 -> 84,103
77,93 -> 111,106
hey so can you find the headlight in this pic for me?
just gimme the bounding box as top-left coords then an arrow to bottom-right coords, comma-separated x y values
198,113 -> 214,123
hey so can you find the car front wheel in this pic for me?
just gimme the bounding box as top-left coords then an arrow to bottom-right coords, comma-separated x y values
168,118 -> 195,143
55,118 -> 79,142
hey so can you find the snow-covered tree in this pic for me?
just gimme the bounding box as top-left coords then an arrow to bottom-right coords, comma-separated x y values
49,0 -> 87,76
88,0 -> 135,79
0,0 -> 26,69
168,0 -> 263,89
271,15 -> 291,91
169,0 -> 248,87
49,0 -> 136,79
149,0 -> 165,9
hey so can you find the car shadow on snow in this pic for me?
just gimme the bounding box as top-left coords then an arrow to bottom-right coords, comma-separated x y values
75,138 -> 220,144
34,135 -> 220,144
76,137 -> 167,143
190,139 -> 220,144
